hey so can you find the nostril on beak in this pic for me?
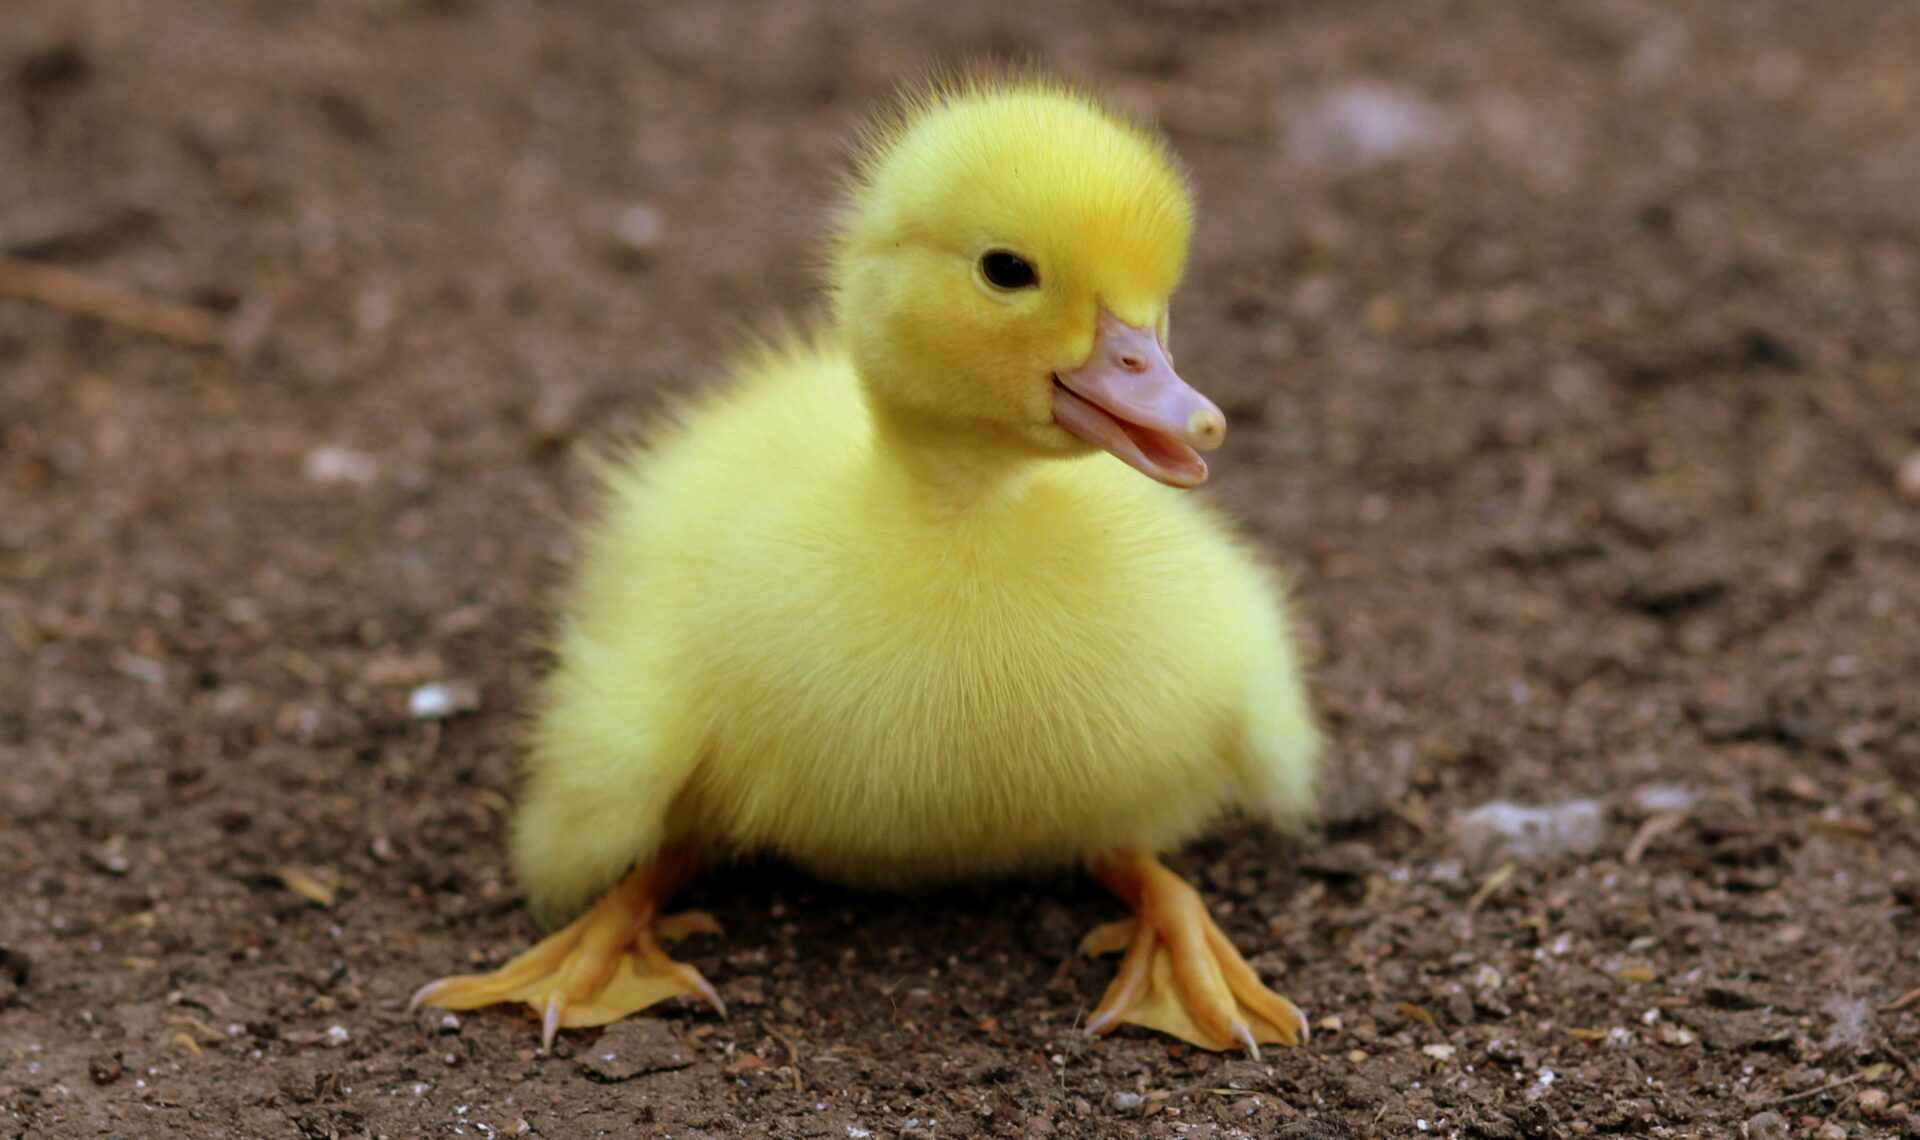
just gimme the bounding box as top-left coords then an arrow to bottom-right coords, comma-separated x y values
1115,353 -> 1146,373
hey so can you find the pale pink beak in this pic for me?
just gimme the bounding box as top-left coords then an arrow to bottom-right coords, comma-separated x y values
1051,309 -> 1226,488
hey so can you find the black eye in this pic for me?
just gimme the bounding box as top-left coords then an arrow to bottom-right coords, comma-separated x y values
980,250 -> 1039,290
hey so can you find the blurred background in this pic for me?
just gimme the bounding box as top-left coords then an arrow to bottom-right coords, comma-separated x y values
3,1 -> 1918,1136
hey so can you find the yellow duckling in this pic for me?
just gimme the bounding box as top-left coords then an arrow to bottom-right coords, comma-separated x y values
415,78 -> 1319,1056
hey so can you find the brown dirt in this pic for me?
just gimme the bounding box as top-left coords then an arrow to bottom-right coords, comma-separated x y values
5,1 -> 1920,1137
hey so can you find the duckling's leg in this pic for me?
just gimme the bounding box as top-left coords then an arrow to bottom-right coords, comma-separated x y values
1080,850 -> 1306,1056
411,845 -> 723,1048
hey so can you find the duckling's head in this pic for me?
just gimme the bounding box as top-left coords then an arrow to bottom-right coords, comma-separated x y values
832,80 -> 1225,488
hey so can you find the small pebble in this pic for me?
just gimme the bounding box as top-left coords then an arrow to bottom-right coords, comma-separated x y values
573,1019 -> 694,1081
87,1053 -> 123,1085
352,286 -> 396,335
1109,1091 -> 1143,1113
1898,452 -> 1920,502
303,446 -> 379,486
1859,1088 -> 1888,1117
601,202 -> 665,269
529,379 -> 589,446
1744,1111 -> 1789,1140
1814,1124 -> 1846,1140
409,680 -> 482,720
613,204 -> 664,253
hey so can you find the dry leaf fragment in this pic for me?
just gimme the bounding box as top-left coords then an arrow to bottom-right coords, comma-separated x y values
1387,797 -> 1435,834
169,1015 -> 225,1043
1468,860 -> 1518,912
1624,810 -> 1688,865
275,868 -> 336,908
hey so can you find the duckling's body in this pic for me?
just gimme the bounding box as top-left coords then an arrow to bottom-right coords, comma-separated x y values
419,78 -> 1320,1056
518,336 -> 1313,906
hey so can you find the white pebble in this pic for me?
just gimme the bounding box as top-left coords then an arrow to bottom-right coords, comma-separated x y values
1287,83 -> 1451,168
1526,1067 -> 1557,1102
1452,799 -> 1605,867
1633,784 -> 1698,814
303,446 -> 379,485
409,680 -> 481,720
1899,452 -> 1920,501
612,205 -> 664,254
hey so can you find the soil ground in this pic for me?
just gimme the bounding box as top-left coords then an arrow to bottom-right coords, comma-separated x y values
4,1 -> 1920,1137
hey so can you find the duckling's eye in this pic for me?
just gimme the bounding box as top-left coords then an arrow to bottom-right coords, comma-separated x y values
979,251 -> 1039,291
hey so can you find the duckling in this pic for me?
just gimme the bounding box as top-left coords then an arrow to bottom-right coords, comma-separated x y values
415,78 -> 1319,1055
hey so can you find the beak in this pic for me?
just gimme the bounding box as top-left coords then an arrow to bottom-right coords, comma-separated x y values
1051,309 -> 1226,488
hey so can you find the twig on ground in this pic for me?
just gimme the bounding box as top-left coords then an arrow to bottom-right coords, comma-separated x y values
1759,1071 -> 1865,1107
0,254 -> 228,348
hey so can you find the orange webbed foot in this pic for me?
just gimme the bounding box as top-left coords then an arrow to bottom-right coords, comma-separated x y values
1080,851 -> 1307,1057
412,849 -> 723,1049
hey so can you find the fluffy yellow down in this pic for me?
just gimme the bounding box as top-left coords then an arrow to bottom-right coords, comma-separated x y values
510,79 -> 1317,925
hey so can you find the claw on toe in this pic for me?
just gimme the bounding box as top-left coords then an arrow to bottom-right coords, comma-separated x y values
407,981 -> 439,1012
1232,1021 -> 1261,1061
1081,851 -> 1308,1054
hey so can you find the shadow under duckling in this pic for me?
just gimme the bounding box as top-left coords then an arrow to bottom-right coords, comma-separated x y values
416,77 -> 1320,1057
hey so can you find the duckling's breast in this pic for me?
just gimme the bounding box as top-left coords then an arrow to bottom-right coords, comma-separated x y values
662,469 -> 1264,887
